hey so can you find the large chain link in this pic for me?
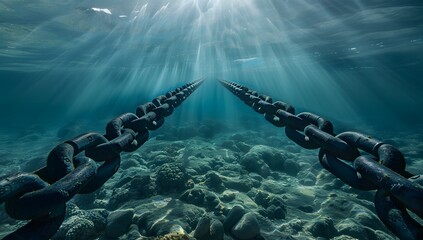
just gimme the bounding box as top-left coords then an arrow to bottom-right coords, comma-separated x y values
0,79 -> 204,239
219,79 -> 423,240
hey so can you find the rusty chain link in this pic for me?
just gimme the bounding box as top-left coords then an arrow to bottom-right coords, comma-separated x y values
0,79 -> 204,239
219,79 -> 423,240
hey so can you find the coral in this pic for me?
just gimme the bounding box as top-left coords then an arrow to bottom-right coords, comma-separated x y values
72,208 -> 108,230
154,232 -> 192,240
65,217 -> 95,240
156,163 -> 189,191
53,216 -> 96,240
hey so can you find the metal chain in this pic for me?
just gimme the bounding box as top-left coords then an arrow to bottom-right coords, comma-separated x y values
0,79 -> 204,239
219,79 -> 423,240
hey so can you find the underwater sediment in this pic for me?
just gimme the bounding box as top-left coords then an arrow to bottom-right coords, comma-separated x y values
1,116 -> 422,239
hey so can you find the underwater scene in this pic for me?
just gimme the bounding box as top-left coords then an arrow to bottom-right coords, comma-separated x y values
1,0 -> 423,239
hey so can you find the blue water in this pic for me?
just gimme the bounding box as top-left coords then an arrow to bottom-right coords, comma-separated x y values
1,0 -> 422,131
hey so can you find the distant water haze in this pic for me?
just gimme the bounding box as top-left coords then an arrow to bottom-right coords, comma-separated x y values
0,0 -> 422,132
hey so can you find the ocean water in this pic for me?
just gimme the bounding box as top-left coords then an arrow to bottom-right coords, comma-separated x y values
0,1 -> 422,239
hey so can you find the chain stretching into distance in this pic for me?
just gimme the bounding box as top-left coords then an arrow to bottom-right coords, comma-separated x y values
0,79 -> 204,239
219,79 -> 423,240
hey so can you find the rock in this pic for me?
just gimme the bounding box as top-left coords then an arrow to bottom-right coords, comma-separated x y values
298,205 -> 314,213
115,176 -> 134,188
221,191 -> 236,202
180,188 -> 206,205
230,133 -> 247,141
240,152 -> 264,175
254,191 -> 271,208
72,192 -> 97,209
320,196 -> 354,220
205,172 -> 224,190
108,187 -> 130,210
350,205 -> 386,231
337,221 -> 375,240
279,219 -> 305,235
309,217 -> 338,238
126,224 -> 142,239
224,178 -> 254,192
283,159 -> 301,176
235,142 -> 252,152
152,154 -> 173,166
261,179 -> 286,194
299,178 -> 316,186
210,219 -> 224,240
142,201 -> 205,236
232,212 -> 260,239
189,159 -> 213,175
254,191 -> 286,215
242,145 -> 288,172
137,211 -> 154,230
194,216 -> 211,238
266,204 -> 286,220
223,205 -> 245,231
121,158 -> 141,170
128,173 -> 156,198
332,235 -> 358,240
105,209 -> 134,238
221,140 -> 237,151
203,192 -> 221,210
298,171 -> 316,186
239,153 -> 272,177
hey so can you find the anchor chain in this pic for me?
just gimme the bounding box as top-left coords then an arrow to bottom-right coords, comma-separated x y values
0,79 -> 204,239
219,79 -> 423,240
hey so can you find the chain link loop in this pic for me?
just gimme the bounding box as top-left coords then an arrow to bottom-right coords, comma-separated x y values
0,79 -> 204,239
219,79 -> 423,240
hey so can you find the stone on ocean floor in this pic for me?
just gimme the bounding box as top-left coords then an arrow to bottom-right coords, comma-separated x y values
209,219 -> 224,240
254,191 -> 287,220
193,216 -> 224,240
120,158 -> 141,169
223,205 -> 246,232
204,171 -> 225,191
180,187 -> 222,211
221,190 -> 236,202
105,209 -> 134,238
282,159 -> 301,176
125,224 -> 142,239
137,201 -> 205,236
232,212 -> 261,239
308,217 -> 338,238
240,145 -> 293,177
193,216 -> 211,238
